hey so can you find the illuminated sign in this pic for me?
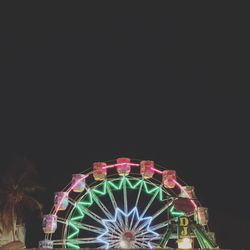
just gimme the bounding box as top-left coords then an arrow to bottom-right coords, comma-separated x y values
178,217 -> 190,238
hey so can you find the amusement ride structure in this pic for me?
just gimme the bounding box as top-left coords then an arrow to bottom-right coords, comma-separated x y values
39,158 -> 218,249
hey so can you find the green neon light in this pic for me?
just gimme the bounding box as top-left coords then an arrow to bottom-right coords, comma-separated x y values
67,223 -> 80,239
195,228 -> 210,249
66,242 -> 80,249
70,205 -> 85,221
78,192 -> 93,206
160,226 -> 172,248
159,188 -> 163,200
66,176 -> 164,248
193,224 -> 217,249
92,181 -> 107,195
126,178 -> 143,189
170,205 -> 185,216
143,182 -> 159,194
108,179 -> 123,189
91,177 -> 162,199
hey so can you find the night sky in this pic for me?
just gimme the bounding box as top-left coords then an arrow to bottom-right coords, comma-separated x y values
0,5 -> 249,249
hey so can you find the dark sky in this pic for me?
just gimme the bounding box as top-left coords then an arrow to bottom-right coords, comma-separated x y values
0,5 -> 249,249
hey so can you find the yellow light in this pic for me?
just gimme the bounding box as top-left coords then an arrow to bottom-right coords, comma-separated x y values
177,237 -> 193,249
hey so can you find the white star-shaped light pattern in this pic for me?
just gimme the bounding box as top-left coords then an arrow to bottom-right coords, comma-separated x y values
97,207 -> 159,249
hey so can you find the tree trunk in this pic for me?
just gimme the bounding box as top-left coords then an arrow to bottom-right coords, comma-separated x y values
11,206 -> 16,241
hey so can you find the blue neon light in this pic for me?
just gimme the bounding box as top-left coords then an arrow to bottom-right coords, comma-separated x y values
97,207 -> 158,249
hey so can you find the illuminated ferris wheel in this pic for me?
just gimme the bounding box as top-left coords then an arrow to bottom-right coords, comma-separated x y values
39,158 -> 218,249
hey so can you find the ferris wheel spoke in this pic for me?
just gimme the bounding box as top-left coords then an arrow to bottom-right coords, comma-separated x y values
106,184 -> 125,230
91,191 -> 114,220
97,245 -> 107,249
148,242 -> 159,248
102,215 -> 124,234
151,199 -> 173,220
100,233 -> 121,239
134,180 -> 143,207
129,181 -> 143,230
103,221 -> 124,235
134,200 -> 173,236
106,184 -> 118,210
98,233 -> 121,240
57,217 -> 105,234
102,233 -> 121,239
104,238 -> 120,248
135,228 -> 152,237
53,237 -> 101,245
123,178 -> 128,230
57,217 -> 67,224
134,241 -> 144,248
71,239 -> 102,245
81,207 -> 105,226
96,240 -> 119,249
140,187 -> 159,218
136,236 -> 161,241
109,222 -> 124,235
70,222 -> 105,234
131,188 -> 159,232
150,220 -> 171,231
107,241 -> 119,248
136,241 -> 150,248
68,197 -> 77,206
136,243 -> 147,248
134,221 -> 160,238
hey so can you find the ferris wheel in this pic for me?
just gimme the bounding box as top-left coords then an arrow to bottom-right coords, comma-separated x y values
39,158 -> 218,249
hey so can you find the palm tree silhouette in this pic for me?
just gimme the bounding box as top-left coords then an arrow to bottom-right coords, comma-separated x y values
0,158 -> 45,244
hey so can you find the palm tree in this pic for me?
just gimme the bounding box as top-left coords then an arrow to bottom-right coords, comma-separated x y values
0,157 -> 45,244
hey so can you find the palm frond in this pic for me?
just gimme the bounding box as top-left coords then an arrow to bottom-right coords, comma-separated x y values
17,168 -> 38,188
22,195 -> 43,217
6,158 -> 38,186
0,203 -> 16,233
0,176 -> 14,192
0,157 -> 45,231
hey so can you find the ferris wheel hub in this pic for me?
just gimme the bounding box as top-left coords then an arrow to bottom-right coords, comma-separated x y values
122,231 -> 135,241
120,240 -> 133,249
120,231 -> 135,249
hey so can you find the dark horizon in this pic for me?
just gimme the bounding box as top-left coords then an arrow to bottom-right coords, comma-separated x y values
1,7 -> 249,249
